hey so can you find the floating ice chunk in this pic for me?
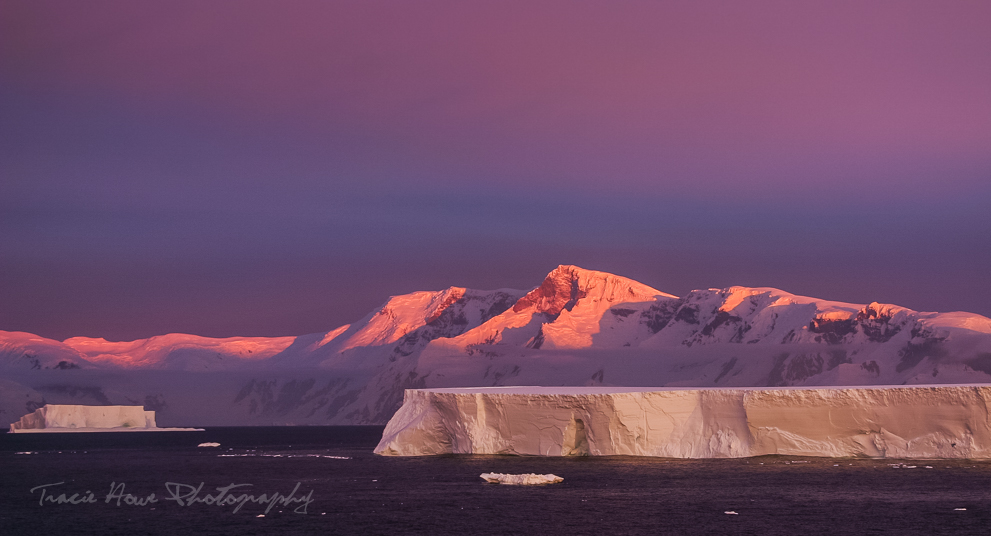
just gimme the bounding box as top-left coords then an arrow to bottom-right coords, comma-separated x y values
480,473 -> 563,485
198,442 -> 221,447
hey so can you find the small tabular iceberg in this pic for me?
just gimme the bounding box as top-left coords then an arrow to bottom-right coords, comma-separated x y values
480,473 -> 563,485
8,404 -> 202,433
375,385 -> 991,459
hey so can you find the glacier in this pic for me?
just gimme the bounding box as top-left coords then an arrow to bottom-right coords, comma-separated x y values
8,404 -> 202,433
375,386 -> 991,459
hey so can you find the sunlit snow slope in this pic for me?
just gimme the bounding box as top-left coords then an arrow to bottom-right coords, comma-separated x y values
3,265 -> 990,427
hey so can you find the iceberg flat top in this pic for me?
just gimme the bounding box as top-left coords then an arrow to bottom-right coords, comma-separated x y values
418,384 -> 991,395
12,427 -> 203,433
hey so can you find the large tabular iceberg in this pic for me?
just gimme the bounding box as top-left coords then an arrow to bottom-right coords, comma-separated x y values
8,404 -> 202,433
375,386 -> 991,459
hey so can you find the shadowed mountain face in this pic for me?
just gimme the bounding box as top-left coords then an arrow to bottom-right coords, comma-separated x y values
3,265 -> 991,427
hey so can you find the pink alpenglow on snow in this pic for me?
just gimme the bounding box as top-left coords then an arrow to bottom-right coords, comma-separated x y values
2,266 -> 991,428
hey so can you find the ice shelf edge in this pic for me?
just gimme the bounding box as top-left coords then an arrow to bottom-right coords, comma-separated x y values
375,385 -> 991,459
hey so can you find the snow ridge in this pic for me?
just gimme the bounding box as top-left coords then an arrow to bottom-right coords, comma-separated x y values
2,266 -> 991,427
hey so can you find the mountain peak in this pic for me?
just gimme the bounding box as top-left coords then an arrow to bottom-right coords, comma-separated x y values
512,265 -> 671,316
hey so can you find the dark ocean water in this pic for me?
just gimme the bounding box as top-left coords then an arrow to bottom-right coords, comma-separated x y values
4,427 -> 991,536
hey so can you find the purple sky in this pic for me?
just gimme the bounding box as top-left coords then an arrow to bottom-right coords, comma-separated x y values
2,1 -> 989,341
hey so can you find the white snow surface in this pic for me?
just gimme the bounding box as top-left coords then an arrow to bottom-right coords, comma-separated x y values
8,404 -> 201,433
376,385 -> 991,459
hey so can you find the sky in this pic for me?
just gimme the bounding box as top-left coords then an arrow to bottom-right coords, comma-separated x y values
1,0 -> 989,341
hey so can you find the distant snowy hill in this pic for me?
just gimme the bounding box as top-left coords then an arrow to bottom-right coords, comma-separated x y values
0,331 -> 94,370
63,334 -> 296,370
3,265 -> 991,427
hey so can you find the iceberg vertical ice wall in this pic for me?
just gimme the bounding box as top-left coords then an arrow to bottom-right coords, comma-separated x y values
374,386 -> 991,458
9,404 -> 157,432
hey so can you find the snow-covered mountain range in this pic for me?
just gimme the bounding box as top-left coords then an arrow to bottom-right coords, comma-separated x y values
3,265 -> 991,427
